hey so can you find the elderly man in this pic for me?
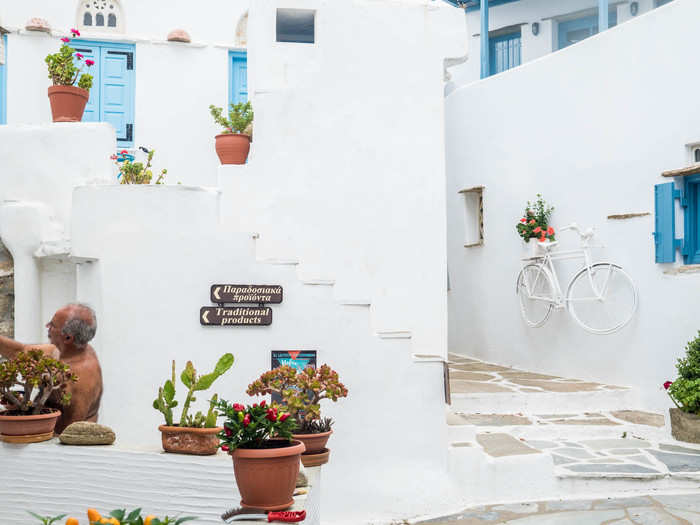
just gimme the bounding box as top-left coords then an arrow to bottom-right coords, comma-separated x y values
0,304 -> 103,434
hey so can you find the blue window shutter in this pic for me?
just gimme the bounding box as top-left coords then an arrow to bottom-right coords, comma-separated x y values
0,35 -> 7,125
489,31 -> 521,75
101,46 -> 134,147
229,51 -> 248,106
73,44 -> 100,123
685,177 -> 700,265
654,182 -> 677,263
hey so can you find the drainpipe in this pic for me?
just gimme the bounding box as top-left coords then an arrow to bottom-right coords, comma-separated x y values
599,0 -> 609,31
480,0 -> 490,79
0,201 -> 65,342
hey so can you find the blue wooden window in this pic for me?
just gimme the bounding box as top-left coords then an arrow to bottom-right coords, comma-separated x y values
71,40 -> 135,148
489,30 -> 521,75
557,11 -> 618,50
0,35 -> 7,125
229,51 -> 248,107
684,174 -> 700,265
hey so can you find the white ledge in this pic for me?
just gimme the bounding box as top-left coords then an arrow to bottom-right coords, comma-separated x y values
376,329 -> 412,339
151,40 -> 208,49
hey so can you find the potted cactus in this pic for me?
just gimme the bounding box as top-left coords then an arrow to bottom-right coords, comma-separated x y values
209,101 -> 253,165
247,364 -> 348,466
153,353 -> 234,455
0,350 -> 78,443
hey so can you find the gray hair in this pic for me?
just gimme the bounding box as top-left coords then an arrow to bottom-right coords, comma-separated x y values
62,303 -> 97,347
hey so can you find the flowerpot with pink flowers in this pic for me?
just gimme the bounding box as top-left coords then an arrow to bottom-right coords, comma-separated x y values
247,364 -> 348,467
516,194 -> 556,258
45,29 -> 95,122
664,331 -> 700,444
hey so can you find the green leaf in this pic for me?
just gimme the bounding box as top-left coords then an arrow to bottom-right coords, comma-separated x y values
152,399 -> 159,410
193,372 -> 218,391
110,509 -> 126,520
214,353 -> 234,375
175,518 -> 197,524
181,361 -> 195,388
126,508 -> 142,521
194,353 -> 234,391
164,380 -> 175,403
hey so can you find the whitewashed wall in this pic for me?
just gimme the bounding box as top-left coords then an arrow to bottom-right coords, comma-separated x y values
450,0 -> 661,86
446,0 -> 699,410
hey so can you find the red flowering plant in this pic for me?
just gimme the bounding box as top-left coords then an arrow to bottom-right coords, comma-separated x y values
215,399 -> 296,451
664,331 -> 700,414
516,194 -> 556,243
45,29 -> 94,91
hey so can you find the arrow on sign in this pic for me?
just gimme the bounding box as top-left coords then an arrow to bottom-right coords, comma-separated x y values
213,287 -> 221,301
202,310 -> 210,324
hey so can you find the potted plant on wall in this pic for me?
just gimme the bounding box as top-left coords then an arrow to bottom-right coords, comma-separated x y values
665,331 -> 700,444
0,350 -> 78,443
45,29 -> 95,122
247,364 -> 348,467
111,147 -> 168,184
153,353 -> 233,455
209,101 -> 254,165
216,398 -> 303,511
516,194 -> 556,258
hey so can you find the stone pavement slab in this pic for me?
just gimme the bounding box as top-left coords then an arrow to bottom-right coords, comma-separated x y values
611,410 -> 665,427
476,433 -> 541,457
648,450 -> 700,472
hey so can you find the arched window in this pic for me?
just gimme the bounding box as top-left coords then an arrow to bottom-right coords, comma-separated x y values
77,0 -> 124,33
235,11 -> 248,47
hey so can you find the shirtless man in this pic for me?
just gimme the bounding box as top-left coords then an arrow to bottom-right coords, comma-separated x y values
0,304 -> 103,434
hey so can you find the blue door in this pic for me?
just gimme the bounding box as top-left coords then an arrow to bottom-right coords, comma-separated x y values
71,40 -> 134,147
229,51 -> 248,106
0,34 -> 7,125
684,175 -> 700,265
558,11 -> 618,50
489,31 -> 521,75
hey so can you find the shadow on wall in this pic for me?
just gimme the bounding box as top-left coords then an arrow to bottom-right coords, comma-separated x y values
0,240 -> 14,338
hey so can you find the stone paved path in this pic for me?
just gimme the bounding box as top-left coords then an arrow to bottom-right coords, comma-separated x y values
416,494 -> 700,524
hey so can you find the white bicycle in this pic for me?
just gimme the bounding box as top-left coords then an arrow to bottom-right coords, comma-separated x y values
516,223 -> 638,335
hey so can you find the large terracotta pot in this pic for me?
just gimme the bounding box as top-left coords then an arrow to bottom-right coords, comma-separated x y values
292,429 -> 332,455
215,133 -> 250,165
0,409 -> 61,443
670,408 -> 700,444
232,439 -> 305,511
158,425 -> 222,455
47,85 -> 89,122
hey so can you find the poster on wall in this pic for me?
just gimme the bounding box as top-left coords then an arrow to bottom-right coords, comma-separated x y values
270,350 -> 317,404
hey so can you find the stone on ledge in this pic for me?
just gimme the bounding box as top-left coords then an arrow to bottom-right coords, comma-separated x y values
25,18 -> 51,32
59,422 -> 115,445
167,29 -> 191,43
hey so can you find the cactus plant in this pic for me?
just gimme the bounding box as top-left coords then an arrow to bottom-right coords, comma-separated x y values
153,354 -> 233,428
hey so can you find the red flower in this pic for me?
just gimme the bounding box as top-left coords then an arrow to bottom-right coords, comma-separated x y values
85,59 -> 95,67
221,445 -> 229,452
266,409 -> 277,422
232,403 -> 245,412
109,154 -> 117,160
520,218 -> 526,223
71,28 -> 80,36
538,235 -> 546,242
76,53 -> 84,60
120,149 -> 128,154
224,426 -> 233,437
61,37 -> 70,43
547,227 -> 554,236
260,400 -> 266,407
279,413 -> 290,422
529,219 -> 535,225
533,227 -> 542,234
663,381 -> 673,390
243,414 -> 251,427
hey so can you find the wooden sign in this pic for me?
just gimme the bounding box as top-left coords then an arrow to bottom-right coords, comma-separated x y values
211,284 -> 283,304
200,306 -> 272,326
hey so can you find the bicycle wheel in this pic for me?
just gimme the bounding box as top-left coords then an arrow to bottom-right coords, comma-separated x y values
567,263 -> 638,335
516,264 -> 555,327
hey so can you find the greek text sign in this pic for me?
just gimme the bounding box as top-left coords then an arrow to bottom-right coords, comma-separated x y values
200,306 -> 272,326
211,284 -> 283,304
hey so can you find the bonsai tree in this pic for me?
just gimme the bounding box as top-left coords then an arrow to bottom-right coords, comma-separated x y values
665,332 -> 700,414
215,399 -> 296,451
153,353 -> 234,428
209,101 -> 254,137
45,29 -> 94,91
0,350 -> 77,415
516,194 -> 555,243
246,364 -> 348,433
111,147 -> 167,185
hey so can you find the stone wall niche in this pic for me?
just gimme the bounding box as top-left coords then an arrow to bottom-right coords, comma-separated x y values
0,240 -> 14,338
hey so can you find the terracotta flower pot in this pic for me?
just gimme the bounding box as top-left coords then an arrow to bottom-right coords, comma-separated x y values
292,430 -> 332,455
215,133 -> 250,165
158,425 -> 222,455
232,439 -> 305,511
0,409 -> 61,443
669,408 -> 700,444
47,85 -> 90,122
300,447 -> 330,468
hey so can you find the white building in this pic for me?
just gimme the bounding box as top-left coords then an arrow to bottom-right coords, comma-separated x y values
1,0 -> 699,523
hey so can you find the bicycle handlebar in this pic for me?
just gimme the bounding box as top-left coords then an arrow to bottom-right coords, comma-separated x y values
560,222 -> 595,239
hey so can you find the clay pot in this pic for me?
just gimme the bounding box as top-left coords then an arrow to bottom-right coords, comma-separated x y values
215,133 -> 250,165
158,425 -> 222,455
300,447 -> 330,468
292,430 -> 332,455
669,408 -> 700,444
232,439 -> 305,511
48,85 -> 89,122
0,409 -> 61,443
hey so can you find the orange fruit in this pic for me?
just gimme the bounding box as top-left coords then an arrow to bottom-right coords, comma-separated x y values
144,516 -> 155,525
87,509 -> 101,522
66,519 -> 79,525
